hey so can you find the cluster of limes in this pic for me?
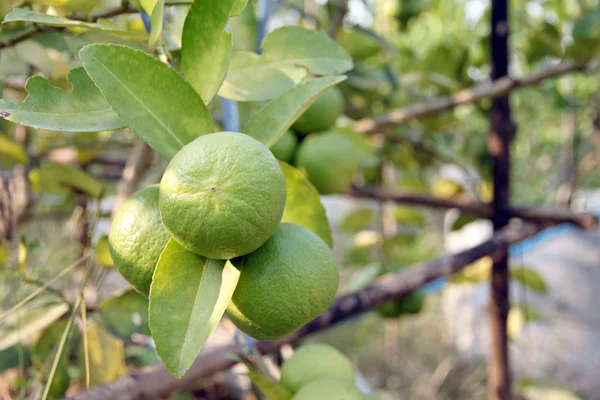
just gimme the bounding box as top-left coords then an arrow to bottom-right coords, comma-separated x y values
277,343 -> 377,400
108,131 -> 339,340
270,87 -> 362,195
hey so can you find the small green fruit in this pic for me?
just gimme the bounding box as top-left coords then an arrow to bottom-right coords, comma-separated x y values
291,377 -> 364,400
292,87 -> 344,135
376,291 -> 425,318
271,130 -> 298,163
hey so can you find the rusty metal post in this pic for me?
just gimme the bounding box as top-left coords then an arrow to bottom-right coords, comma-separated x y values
487,0 -> 516,399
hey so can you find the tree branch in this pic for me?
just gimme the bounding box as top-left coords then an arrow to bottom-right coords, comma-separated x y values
352,59 -> 595,133
67,223 -> 558,400
112,141 -> 153,216
347,186 -> 597,229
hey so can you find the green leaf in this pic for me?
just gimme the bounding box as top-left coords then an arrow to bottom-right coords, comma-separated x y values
148,0 -> 165,52
29,163 -> 104,198
0,134 -> 29,166
100,290 -> 150,341
0,345 -> 30,372
80,44 -> 213,160
0,295 -> 68,351
246,370 -> 292,400
94,236 -> 115,268
280,162 -> 333,248
340,208 -> 376,233
451,213 -> 479,231
341,263 -> 382,294
0,68 -> 124,132
243,76 -> 346,147
510,267 -> 547,293
2,9 -> 147,40
32,320 -> 75,368
149,239 -> 240,377
80,321 -> 127,387
231,0 -> 249,16
182,0 -> 237,104
220,26 -> 353,101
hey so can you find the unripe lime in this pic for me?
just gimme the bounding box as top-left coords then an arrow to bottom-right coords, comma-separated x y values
159,132 -> 286,260
108,185 -> 169,297
376,290 -> 425,318
280,344 -> 355,393
295,132 -> 359,194
270,130 -> 298,163
292,87 -> 344,135
227,223 -> 339,340
291,377 -> 364,400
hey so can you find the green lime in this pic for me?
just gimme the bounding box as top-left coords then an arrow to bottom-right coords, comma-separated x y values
376,290 -> 425,318
292,87 -> 344,135
295,132 -> 359,194
271,130 -> 298,163
280,344 -> 355,393
291,377 -> 364,400
108,185 -> 169,297
159,132 -> 286,260
227,223 -> 338,340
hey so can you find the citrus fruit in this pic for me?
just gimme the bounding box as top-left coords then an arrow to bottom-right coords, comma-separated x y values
227,223 -> 339,340
159,132 -> 286,260
295,132 -> 359,194
291,377 -> 364,400
270,130 -> 298,163
280,344 -> 355,393
376,290 -> 425,318
108,185 -> 169,297
292,87 -> 344,135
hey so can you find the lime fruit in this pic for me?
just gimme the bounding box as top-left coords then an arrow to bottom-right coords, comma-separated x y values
295,132 -> 359,194
159,132 -> 286,260
270,130 -> 298,163
108,185 -> 169,297
280,343 -> 355,393
376,290 -> 425,318
292,87 -> 344,135
227,223 -> 339,340
291,377 -> 364,400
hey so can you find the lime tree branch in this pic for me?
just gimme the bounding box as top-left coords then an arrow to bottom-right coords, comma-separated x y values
0,2 -> 137,50
352,59 -> 596,133
67,222 -> 561,400
347,186 -> 598,229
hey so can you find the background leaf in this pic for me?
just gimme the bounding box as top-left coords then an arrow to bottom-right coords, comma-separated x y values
100,290 -> 150,341
80,44 -> 213,160
280,162 -> 333,248
0,134 -> 29,166
220,26 -> 353,101
79,320 -> 127,387
243,76 -> 346,147
510,267 -> 547,293
182,0 -> 236,104
29,163 -> 104,198
2,9 -> 147,40
0,68 -> 124,132
340,208 -> 376,233
149,239 -> 240,377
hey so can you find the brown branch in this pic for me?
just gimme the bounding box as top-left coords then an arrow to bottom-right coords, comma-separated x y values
328,0 -> 348,38
67,223 -> 553,400
352,59 -> 595,133
347,186 -> 597,229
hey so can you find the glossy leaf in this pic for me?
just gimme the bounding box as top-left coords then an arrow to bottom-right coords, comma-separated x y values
510,267 -> 547,293
2,9 -> 147,40
149,239 -> 240,377
182,0 -> 238,104
280,162 -> 333,248
80,44 -> 213,160
243,76 -> 346,147
29,163 -> 104,198
0,68 -> 124,132
0,295 -> 68,351
220,26 -> 353,101
100,290 -> 150,341
80,321 -> 127,386
148,0 -> 165,52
